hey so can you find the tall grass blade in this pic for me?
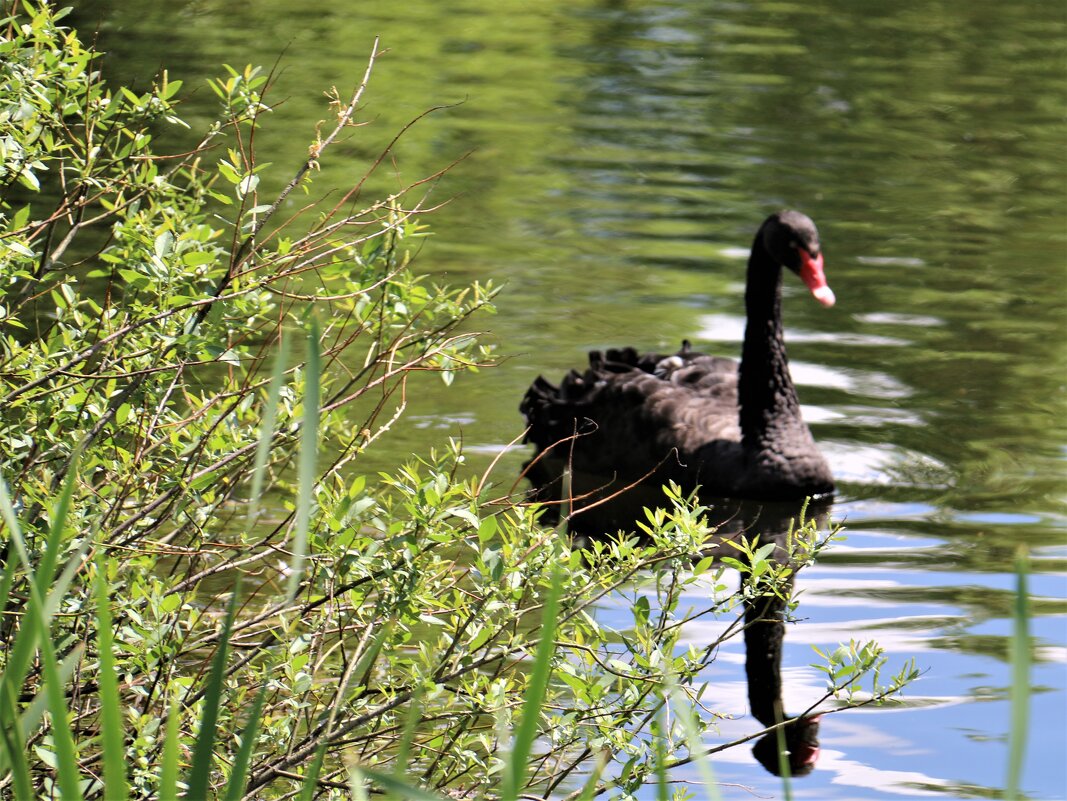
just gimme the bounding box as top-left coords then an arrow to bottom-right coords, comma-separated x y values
0,478 -> 22,547
773,713 -> 793,800
0,482 -> 31,699
0,538 -> 17,778
1006,547 -> 1030,801
0,682 -> 33,800
349,766 -> 370,801
0,458 -> 85,753
0,542 -> 17,625
573,750 -> 608,801
394,686 -> 424,776
159,694 -> 182,801
18,646 -> 83,743
41,443 -> 82,588
41,474 -> 93,623
356,766 -> 450,800
0,472 -> 85,799
286,318 -> 320,601
34,584 -> 84,799
296,742 -> 327,801
664,669 -> 722,801
184,580 -> 241,801
94,556 -> 129,801
223,680 -> 269,801
247,333 -> 291,528
652,706 -> 669,801
502,565 -> 563,801
0,547 -> 20,779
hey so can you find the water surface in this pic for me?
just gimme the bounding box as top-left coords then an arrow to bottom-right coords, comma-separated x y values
81,1 -> 1067,797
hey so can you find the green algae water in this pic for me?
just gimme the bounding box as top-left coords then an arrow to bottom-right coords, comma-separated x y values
79,1 -> 1067,797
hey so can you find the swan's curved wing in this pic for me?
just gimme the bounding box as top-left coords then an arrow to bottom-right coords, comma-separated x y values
521,345 -> 742,483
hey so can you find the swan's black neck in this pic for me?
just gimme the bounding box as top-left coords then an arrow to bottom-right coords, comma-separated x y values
739,238 -> 803,451
744,590 -> 786,727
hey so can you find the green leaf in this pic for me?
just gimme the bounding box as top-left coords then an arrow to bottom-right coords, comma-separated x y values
237,173 -> 259,197
154,231 -> 174,258
181,251 -> 217,267
448,506 -> 480,528
17,169 -> 40,191
11,204 -> 31,228
573,751 -> 608,801
217,160 -> 240,183
634,595 -> 650,627
3,238 -> 35,257
34,586 -> 84,800
118,268 -> 151,290
216,348 -> 241,367
17,648 -> 83,746
119,86 -> 142,105
477,515 -> 498,542
652,706 -> 669,801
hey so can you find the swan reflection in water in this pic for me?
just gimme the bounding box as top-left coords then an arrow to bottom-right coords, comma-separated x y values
520,211 -> 836,776
739,500 -> 825,777
536,487 -> 827,778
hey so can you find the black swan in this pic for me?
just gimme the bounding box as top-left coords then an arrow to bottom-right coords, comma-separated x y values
521,210 -> 835,522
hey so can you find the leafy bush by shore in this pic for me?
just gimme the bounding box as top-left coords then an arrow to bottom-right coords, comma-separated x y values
0,5 -> 913,799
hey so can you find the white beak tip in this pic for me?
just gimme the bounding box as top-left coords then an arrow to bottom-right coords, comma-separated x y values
812,286 -> 836,308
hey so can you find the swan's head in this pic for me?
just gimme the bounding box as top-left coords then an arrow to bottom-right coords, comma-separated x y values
762,211 -> 836,307
751,714 -> 822,776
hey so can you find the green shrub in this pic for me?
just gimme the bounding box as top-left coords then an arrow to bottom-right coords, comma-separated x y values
0,4 -> 914,799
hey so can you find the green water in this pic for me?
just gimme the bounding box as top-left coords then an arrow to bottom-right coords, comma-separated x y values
80,0 -> 1066,797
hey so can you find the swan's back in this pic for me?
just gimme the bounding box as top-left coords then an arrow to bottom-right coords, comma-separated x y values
521,343 -> 744,489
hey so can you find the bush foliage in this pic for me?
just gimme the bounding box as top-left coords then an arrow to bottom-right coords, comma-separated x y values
0,5 -> 913,799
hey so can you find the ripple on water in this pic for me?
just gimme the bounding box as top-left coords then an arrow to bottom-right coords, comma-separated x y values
695,313 -> 910,346
855,311 -> 946,327
790,362 -> 913,399
950,510 -> 1043,525
814,404 -> 926,427
855,256 -> 928,268
410,413 -> 477,430
823,441 -> 953,489
832,499 -> 940,522
717,245 -> 752,261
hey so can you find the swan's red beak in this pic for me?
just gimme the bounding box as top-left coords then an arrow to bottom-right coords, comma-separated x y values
799,250 -> 835,307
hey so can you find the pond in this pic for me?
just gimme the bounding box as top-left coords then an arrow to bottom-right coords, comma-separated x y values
80,0 -> 1066,798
